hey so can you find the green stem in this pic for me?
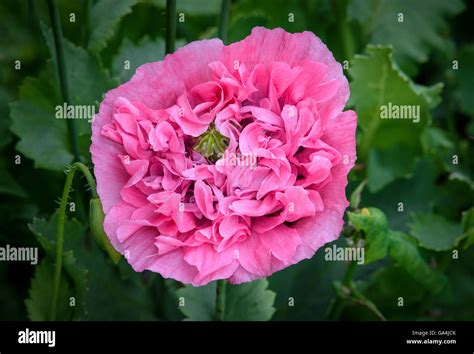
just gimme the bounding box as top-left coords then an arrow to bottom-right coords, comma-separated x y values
217,0 -> 231,44
49,162 -> 97,320
333,0 -> 354,61
165,0 -> 176,54
215,280 -> 226,321
327,260 -> 357,320
47,0 -> 80,162
83,0 -> 91,47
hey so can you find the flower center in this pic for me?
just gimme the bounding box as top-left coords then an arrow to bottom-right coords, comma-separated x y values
194,124 -> 229,163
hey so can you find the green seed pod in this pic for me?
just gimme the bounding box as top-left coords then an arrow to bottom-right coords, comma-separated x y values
90,198 -> 121,264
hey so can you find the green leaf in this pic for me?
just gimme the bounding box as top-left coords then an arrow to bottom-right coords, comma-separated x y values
268,240 -> 345,320
88,0 -> 139,53
355,266 -> 427,320
152,0 -> 221,15
224,279 -> 276,321
25,259 -> 74,321
362,158 -> 439,231
457,207 -> 474,249
388,231 -> 447,293
29,214 -> 155,320
454,44 -> 474,117
0,88 -> 13,150
349,45 -> 442,192
409,213 -> 463,251
348,0 -> 464,75
10,26 -> 113,171
112,36 -> 165,83
348,207 -> 389,264
176,283 -> 216,321
177,279 -> 276,321
0,155 -> 27,198
29,215 -> 88,319
431,247 -> 474,320
10,69 -> 71,171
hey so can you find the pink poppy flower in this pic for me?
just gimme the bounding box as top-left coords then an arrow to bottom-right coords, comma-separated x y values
91,27 -> 357,286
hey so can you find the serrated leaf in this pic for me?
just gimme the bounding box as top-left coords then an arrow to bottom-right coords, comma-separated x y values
88,0 -> 139,53
25,259 -> 74,321
29,213 -> 156,320
348,207 -> 389,264
388,231 -> 446,293
177,279 -> 276,321
10,69 -> 72,171
10,26 -> 113,171
348,0 -> 464,75
224,279 -> 276,321
29,215 -> 88,319
349,45 -> 442,192
409,213 -> 463,251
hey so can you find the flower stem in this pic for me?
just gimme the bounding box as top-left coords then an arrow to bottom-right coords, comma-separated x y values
47,0 -> 80,162
165,0 -> 176,54
327,260 -> 357,320
50,162 -> 97,320
215,280 -> 227,321
217,0 -> 231,44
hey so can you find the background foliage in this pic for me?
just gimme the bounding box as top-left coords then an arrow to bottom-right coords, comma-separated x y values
0,0 -> 473,321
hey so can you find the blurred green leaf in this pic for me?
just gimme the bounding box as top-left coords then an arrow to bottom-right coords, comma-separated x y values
268,241 -> 344,320
112,36 -> 165,83
454,44 -> 474,117
431,247 -> 474,320
355,266 -> 427,320
88,0 -> 140,53
348,0 -> 464,75
388,230 -> 447,293
362,158 -> 438,231
0,156 -> 27,198
409,213 -> 463,251
458,207 -> 474,249
152,0 -> 221,15
349,45 -> 442,192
